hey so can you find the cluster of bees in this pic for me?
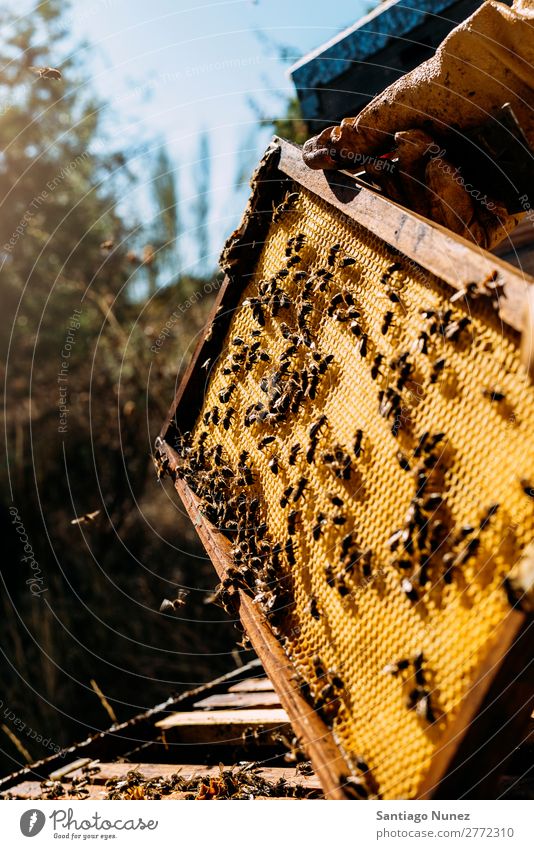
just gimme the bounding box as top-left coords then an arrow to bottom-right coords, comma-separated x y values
168,188 -> 534,774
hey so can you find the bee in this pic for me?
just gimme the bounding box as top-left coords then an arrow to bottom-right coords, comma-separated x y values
258,435 -> 276,449
159,589 -> 189,613
381,311 -> 394,334
397,451 -> 410,472
293,477 -> 308,501
288,443 -> 301,466
222,407 -> 235,430
332,514 -> 347,526
213,444 -> 223,466
272,191 -> 299,223
327,244 -> 341,266
70,510 -> 101,526
330,494 -> 344,508
521,478 -> 534,498
30,65 -> 62,80
218,385 -> 235,403
280,486 -> 294,508
340,256 -> 356,268
383,658 -> 410,676
401,577 -> 418,603
359,334 -> 368,358
430,357 -> 446,383
414,431 -> 429,458
268,454 -> 280,475
416,330 -> 429,355
354,429 -> 363,458
312,513 -> 327,540
361,548 -> 372,578
445,316 -> 471,341
482,388 -> 506,402
285,538 -> 296,566
287,509 -> 299,535
479,503 -> 499,529
309,415 -> 327,440
309,597 -> 320,620
371,353 -> 383,380
380,262 -> 401,285
450,281 -> 478,303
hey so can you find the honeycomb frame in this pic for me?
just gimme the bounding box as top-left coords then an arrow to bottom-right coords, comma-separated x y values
158,139 -> 534,800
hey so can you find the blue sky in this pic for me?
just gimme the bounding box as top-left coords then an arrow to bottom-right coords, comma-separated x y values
61,0 -> 369,277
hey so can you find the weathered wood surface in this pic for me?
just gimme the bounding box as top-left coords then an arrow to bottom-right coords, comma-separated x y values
193,690 -> 281,710
66,761 -> 322,791
229,677 -> 275,693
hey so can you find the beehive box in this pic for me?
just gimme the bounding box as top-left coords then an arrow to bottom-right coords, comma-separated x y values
158,139 -> 534,800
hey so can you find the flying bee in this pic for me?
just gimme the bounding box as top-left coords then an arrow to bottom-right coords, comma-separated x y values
70,510 -> 101,526
159,589 -> 189,613
381,311 -> 394,334
30,65 -> 62,80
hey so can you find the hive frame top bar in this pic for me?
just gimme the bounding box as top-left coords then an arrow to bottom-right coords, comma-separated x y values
276,138 -> 532,335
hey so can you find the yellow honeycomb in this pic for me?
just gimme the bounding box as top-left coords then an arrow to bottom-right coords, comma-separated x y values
187,185 -> 534,798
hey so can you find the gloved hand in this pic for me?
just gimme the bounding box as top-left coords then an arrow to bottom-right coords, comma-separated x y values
303,0 -> 534,249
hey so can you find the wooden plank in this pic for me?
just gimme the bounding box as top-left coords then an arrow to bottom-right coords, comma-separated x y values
49,757 -> 92,782
277,138 -> 533,335
0,657 -> 264,795
228,678 -> 275,693
193,691 -> 281,710
68,761 -> 322,791
156,708 -> 288,730
1,781 -> 107,800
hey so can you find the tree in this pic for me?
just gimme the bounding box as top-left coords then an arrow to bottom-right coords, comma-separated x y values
0,0 -> 236,777
192,130 -> 211,274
